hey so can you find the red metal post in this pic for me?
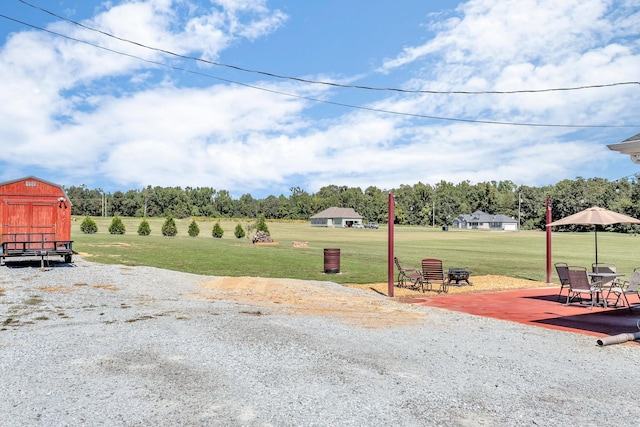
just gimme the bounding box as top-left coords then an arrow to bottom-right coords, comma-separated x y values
546,198 -> 552,283
388,193 -> 395,297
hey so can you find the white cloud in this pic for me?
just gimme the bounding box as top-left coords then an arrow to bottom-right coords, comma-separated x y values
0,0 -> 638,196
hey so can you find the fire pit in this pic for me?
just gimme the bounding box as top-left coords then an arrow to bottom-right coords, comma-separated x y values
447,267 -> 473,286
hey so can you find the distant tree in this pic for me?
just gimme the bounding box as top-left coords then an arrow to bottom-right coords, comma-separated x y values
234,223 -> 246,239
288,187 -> 313,219
212,190 -> 234,217
137,218 -> 151,236
237,193 -> 258,218
212,221 -> 224,238
80,216 -> 98,234
255,214 -> 270,234
161,215 -> 178,237
188,219 -> 200,237
261,194 -> 283,218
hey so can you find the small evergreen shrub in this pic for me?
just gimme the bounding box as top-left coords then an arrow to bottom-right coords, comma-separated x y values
80,216 -> 98,234
211,222 -> 224,238
108,215 -> 126,235
256,214 -> 270,234
188,219 -> 200,237
234,223 -> 246,239
138,218 -> 151,236
161,215 -> 178,237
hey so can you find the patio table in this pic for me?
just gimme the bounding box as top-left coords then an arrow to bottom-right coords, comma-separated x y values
587,271 -> 625,285
587,272 -> 625,307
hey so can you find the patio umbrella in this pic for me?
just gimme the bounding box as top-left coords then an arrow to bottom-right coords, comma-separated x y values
546,206 -> 640,264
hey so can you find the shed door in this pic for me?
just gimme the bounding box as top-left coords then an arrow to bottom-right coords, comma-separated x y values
32,203 -> 57,244
3,202 -> 29,242
2,202 -> 56,248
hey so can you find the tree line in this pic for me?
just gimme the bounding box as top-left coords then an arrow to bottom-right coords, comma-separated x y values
64,176 -> 640,231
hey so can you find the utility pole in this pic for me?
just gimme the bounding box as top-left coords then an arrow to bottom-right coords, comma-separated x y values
518,191 -> 521,231
432,197 -> 436,228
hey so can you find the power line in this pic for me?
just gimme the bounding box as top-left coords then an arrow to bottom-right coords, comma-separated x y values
16,0 -> 640,96
1,13 -> 639,128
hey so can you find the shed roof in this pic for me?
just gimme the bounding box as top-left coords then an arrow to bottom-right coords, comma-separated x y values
310,207 -> 363,219
0,175 -> 72,204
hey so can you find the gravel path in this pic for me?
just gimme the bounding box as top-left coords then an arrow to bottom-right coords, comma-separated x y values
0,256 -> 638,426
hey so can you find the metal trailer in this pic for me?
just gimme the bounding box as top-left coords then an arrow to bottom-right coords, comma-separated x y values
0,176 -> 74,265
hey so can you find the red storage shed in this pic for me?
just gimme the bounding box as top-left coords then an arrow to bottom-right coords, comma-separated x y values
0,176 -> 74,263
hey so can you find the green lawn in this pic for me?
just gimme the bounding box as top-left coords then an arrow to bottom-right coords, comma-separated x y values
70,217 -> 640,284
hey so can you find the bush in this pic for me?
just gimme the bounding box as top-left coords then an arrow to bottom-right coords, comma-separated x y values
211,222 -> 224,238
80,216 -> 98,234
161,215 -> 178,237
137,218 -> 151,236
108,215 -> 126,235
188,219 -> 200,237
234,223 -> 246,239
256,214 -> 270,234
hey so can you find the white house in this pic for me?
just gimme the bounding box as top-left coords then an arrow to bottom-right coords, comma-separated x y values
452,210 -> 518,231
310,207 -> 363,228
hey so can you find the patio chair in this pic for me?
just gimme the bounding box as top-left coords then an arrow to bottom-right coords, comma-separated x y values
592,263 -> 621,288
554,262 -> 570,302
421,258 -> 449,294
566,266 -> 604,309
393,257 -> 423,290
607,268 -> 640,311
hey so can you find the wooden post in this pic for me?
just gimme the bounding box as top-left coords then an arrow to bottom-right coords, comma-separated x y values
388,193 -> 395,297
546,198 -> 552,283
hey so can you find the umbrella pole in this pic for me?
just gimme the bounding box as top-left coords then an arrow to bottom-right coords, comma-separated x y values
594,226 -> 598,266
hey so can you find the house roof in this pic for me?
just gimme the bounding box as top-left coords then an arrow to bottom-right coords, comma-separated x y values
607,132 -> 640,164
310,207 -> 363,219
454,210 -> 517,224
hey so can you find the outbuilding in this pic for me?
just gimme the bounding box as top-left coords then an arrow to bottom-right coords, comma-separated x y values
310,207 -> 363,228
0,176 -> 74,263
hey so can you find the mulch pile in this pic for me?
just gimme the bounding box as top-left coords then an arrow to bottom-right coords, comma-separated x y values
347,275 -> 555,298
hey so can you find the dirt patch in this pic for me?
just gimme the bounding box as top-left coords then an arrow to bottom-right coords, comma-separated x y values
195,277 -> 428,329
193,275 -> 554,329
92,284 -> 119,291
76,252 -> 94,257
38,286 -> 76,294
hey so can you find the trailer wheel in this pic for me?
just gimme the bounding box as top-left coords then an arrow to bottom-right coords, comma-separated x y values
64,254 -> 72,263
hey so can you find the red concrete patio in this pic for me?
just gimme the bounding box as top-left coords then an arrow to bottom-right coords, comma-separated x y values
405,286 -> 640,344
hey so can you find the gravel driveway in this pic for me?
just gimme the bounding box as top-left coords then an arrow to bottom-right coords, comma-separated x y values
0,256 -> 637,426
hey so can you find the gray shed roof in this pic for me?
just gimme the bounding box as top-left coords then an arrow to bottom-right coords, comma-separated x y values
310,207 -> 363,219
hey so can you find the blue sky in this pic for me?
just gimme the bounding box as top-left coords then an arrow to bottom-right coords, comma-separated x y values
1,0 -> 639,198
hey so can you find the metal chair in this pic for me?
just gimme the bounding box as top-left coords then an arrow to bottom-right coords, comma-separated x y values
554,262 -> 570,302
607,268 -> 640,311
393,257 -> 423,290
421,258 -> 448,294
566,266 -> 604,309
